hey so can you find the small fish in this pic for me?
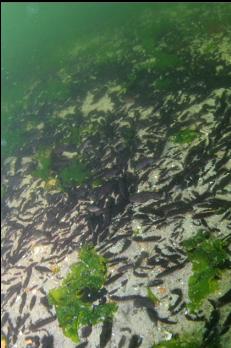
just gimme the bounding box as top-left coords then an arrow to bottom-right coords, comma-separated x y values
130,191 -> 164,203
88,205 -> 105,215
29,295 -> 37,310
134,269 -> 148,278
147,279 -> 164,287
1,312 -> 9,327
29,316 -> 57,331
118,335 -> 126,348
19,292 -> 27,314
133,235 -> 162,242
169,288 -> 183,314
23,264 -> 36,288
41,335 -> 54,348
157,261 -> 187,278
217,289 -> 231,307
100,320 -> 112,348
128,335 -> 143,348
35,265 -> 52,273
220,312 -> 231,335
105,272 -> 124,285
3,282 -> 22,304
134,158 -> 153,170
81,325 -> 92,338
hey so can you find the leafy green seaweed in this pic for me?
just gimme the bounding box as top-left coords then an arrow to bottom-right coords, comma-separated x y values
59,160 -> 90,188
48,246 -> 117,343
172,129 -> 198,144
147,287 -> 160,304
32,148 -> 53,180
152,333 -> 202,348
182,231 -> 230,312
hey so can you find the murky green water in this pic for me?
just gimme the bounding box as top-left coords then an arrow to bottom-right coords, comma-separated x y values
1,3 -> 231,348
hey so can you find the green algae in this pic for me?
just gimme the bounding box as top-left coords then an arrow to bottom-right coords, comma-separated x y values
32,148 -> 53,181
59,160 -> 90,188
172,129 -> 198,144
42,78 -> 70,103
152,332 -> 202,348
182,231 -> 230,312
155,77 -> 174,91
153,51 -> 183,71
48,246 -> 117,343
66,127 -> 82,146
147,287 -> 160,305
91,178 -> 104,188
32,147 -> 91,190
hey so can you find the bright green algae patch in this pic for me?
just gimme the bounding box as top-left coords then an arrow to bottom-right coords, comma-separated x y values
32,148 -> 91,190
32,148 -> 53,181
172,129 -> 198,144
152,329 -> 223,348
182,230 -> 230,312
147,287 -> 160,305
48,246 -> 117,343
59,160 -> 90,188
152,334 -> 202,348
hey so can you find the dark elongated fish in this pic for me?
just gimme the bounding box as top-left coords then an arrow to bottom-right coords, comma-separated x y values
217,289 -> 231,306
185,311 -> 205,321
133,235 -> 162,242
1,312 -> 9,327
30,295 -> 37,310
128,335 -> 143,348
29,316 -> 57,331
23,264 -> 36,288
16,313 -> 30,330
19,292 -> 27,314
118,335 -> 126,348
147,279 -> 164,287
100,320 -> 112,348
169,288 -> 184,314
220,312 -> 231,335
41,335 -> 54,348
130,191 -> 164,203
133,265 -> 148,277
134,158 -> 153,170
3,282 -> 22,304
88,205 -> 106,215
81,325 -> 92,338
35,265 -> 52,273
157,260 -> 187,278
105,272 -> 125,285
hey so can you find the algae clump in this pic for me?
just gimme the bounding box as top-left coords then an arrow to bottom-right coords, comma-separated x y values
32,148 -> 53,181
182,230 -> 230,312
172,129 -> 198,144
152,333 -> 202,348
59,160 -> 90,188
48,246 -> 117,343
147,287 -> 160,305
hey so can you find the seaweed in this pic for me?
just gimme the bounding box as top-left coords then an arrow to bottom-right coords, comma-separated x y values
153,51 -> 183,71
152,333 -> 202,348
172,129 -> 199,144
32,148 -> 53,181
58,160 -> 90,188
48,246 -> 117,343
91,178 -> 104,188
182,231 -> 230,312
147,287 -> 160,305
